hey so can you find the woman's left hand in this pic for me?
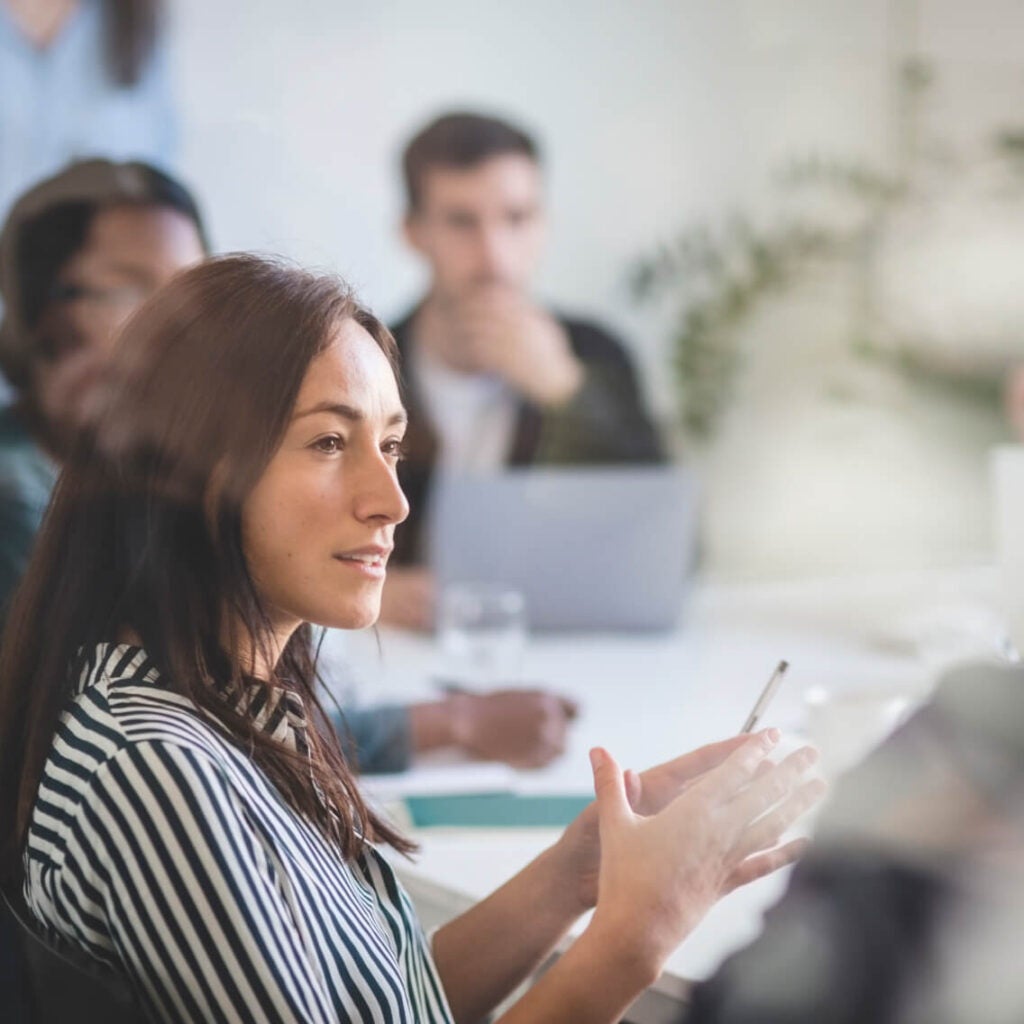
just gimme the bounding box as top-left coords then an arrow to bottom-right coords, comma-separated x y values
554,734 -> 823,914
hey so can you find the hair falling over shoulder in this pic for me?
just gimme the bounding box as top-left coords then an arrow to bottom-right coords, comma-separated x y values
0,254 -> 414,886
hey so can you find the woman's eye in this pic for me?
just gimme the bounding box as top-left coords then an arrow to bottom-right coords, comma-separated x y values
313,435 -> 344,454
382,438 -> 407,460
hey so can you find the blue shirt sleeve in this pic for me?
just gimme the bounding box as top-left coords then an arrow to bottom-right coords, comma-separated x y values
331,704 -> 414,775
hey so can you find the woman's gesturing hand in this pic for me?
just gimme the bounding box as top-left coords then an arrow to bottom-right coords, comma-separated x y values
582,731 -> 825,975
555,732 -> 825,915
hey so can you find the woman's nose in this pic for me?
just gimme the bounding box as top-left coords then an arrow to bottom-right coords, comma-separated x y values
354,456 -> 409,526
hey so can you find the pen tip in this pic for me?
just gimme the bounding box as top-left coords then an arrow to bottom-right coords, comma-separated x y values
779,659 -> 789,671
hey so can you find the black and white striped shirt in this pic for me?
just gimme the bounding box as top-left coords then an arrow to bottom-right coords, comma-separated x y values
23,643 -> 453,1023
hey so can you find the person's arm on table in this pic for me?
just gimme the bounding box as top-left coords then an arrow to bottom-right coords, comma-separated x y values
410,689 -> 579,768
335,703 -> 415,774
335,692 -> 578,774
432,733 -> 825,1024
432,836 -> 597,1022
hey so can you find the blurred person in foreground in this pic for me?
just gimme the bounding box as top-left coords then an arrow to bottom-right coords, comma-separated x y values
680,658 -> 1024,1023
382,111 -> 665,629
0,253 -> 822,1022
0,158 -> 576,775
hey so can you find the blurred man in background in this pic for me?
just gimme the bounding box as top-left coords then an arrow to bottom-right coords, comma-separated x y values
382,111 -> 665,629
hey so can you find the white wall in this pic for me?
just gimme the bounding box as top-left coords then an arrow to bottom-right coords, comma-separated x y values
166,1 -> 1024,578
168,0 -> 750,415
693,1 -> 1024,577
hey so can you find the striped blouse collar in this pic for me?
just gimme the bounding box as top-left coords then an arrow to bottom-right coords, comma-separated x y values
76,642 -> 311,755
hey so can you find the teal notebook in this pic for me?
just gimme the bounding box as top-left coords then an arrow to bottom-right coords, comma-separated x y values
404,793 -> 591,828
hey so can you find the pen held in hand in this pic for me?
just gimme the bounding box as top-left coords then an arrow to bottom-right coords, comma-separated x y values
741,660 -> 789,734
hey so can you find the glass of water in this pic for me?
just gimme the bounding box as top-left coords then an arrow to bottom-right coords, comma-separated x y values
436,583 -> 527,688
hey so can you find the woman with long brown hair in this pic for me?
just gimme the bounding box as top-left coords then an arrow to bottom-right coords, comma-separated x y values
0,253 -> 822,1022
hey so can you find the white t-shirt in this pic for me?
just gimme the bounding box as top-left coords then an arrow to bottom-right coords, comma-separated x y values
411,344 -> 518,473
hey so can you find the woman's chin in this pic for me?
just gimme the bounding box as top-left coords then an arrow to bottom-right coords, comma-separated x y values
347,608 -> 381,631
310,600 -> 381,632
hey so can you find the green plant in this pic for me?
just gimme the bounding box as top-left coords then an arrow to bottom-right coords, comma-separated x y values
631,218 -> 846,438
633,57 -> 1017,442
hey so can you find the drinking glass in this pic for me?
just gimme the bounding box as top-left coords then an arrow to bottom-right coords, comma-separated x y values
436,583 -> 527,688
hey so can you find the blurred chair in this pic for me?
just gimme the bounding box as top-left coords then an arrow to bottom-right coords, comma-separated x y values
1,888 -> 142,1024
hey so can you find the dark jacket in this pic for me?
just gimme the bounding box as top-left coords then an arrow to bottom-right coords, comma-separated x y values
390,308 -> 664,564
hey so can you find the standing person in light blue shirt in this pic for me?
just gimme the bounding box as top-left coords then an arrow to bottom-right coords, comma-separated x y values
0,0 -> 176,405
0,0 -> 175,227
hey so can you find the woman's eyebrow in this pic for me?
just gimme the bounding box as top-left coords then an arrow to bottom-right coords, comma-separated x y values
292,401 -> 408,427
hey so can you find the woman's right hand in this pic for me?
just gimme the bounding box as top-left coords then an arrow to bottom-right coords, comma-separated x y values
585,731 -> 823,979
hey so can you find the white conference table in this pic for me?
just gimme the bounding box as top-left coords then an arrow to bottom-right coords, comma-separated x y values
344,566 -> 1001,1022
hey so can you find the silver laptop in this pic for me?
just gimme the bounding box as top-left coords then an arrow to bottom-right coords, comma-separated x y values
428,465 -> 698,631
